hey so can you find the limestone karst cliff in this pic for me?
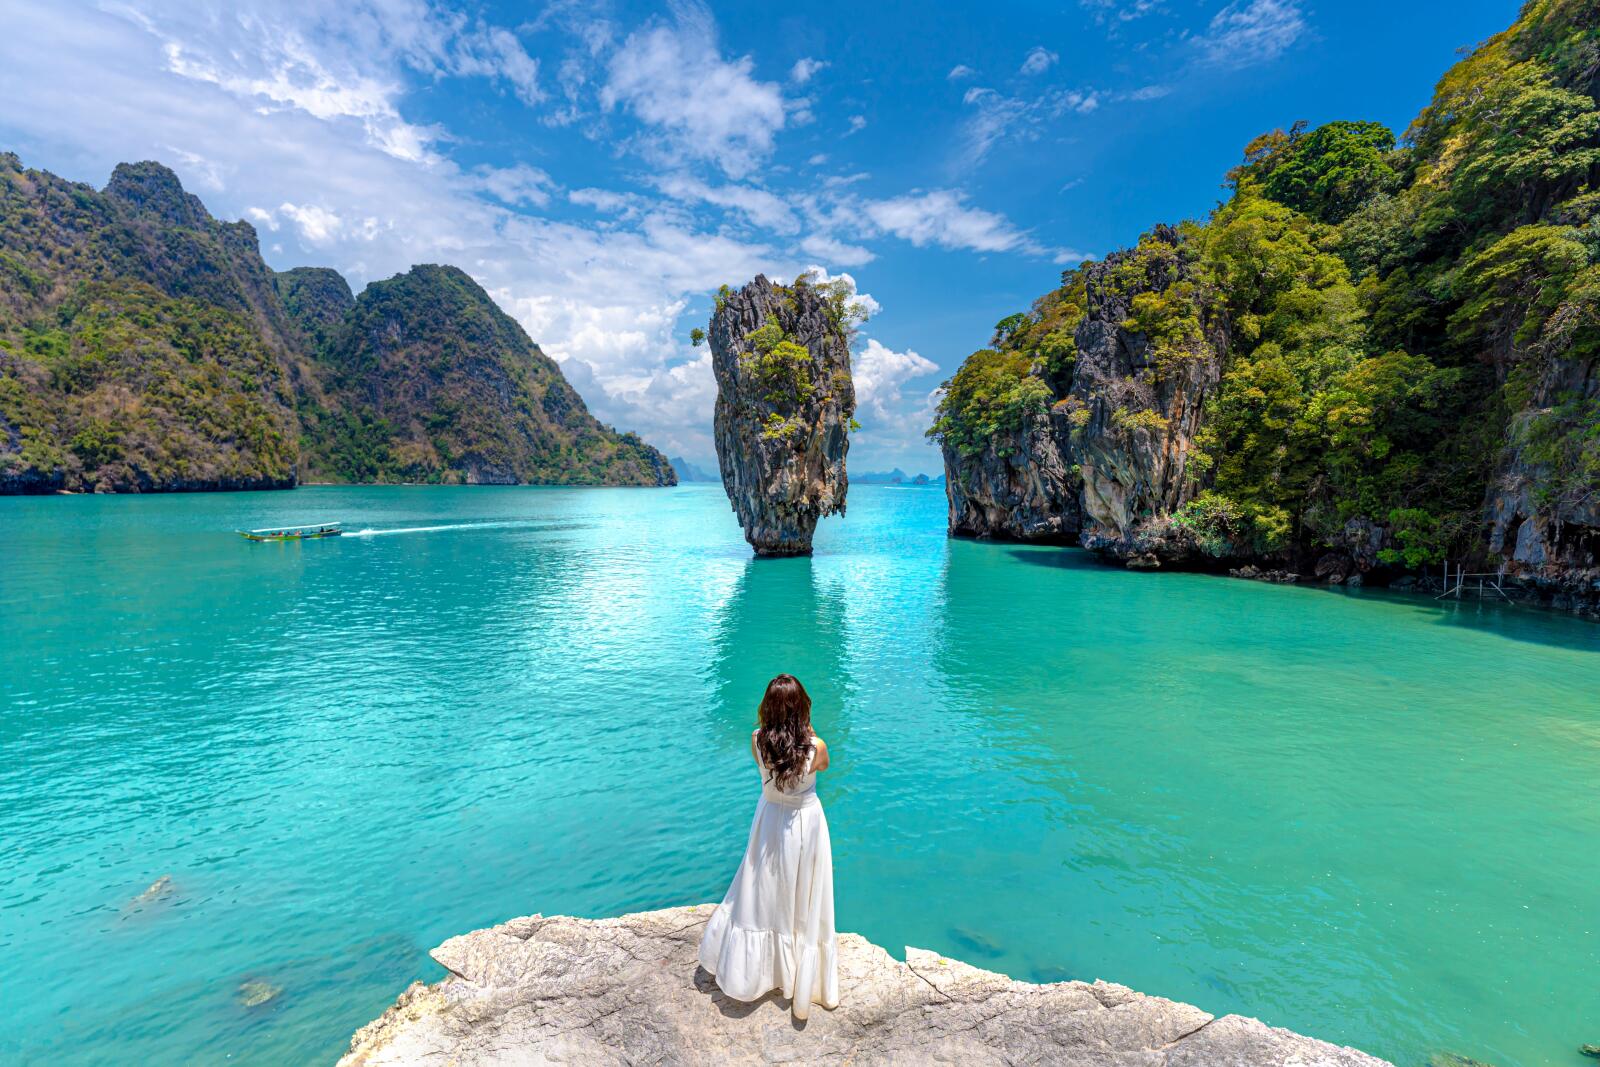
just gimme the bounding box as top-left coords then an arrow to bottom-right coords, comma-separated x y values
932,0 -> 1600,614
710,274 -> 856,555
338,905 -> 1391,1066
0,153 -> 675,492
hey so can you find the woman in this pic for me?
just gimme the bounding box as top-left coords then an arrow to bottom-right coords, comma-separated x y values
698,674 -> 839,1020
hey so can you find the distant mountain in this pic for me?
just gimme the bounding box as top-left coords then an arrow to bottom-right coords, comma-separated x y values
855,468 -> 944,486
669,456 -> 717,482
0,154 -> 674,493
297,264 -> 673,486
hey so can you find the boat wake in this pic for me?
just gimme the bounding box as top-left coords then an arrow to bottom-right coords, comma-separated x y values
347,522 -> 514,537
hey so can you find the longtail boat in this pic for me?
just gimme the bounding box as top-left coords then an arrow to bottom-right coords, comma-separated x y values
238,522 -> 343,542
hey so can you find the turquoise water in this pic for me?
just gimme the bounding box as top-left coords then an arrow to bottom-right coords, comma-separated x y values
3,485 -> 1598,1066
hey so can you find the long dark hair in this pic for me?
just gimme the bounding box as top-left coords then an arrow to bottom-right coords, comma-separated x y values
756,674 -> 813,790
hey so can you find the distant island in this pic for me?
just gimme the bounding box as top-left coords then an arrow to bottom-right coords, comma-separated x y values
669,456 -> 717,483
0,156 -> 674,494
855,468 -> 944,486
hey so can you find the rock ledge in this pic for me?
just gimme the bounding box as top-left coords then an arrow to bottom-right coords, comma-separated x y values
339,905 -> 1391,1066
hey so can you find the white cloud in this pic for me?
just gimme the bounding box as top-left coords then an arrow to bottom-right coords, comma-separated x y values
444,25 -> 544,106
790,57 -> 826,84
568,187 -> 644,215
1020,46 -> 1059,75
600,6 -> 787,179
947,64 -> 977,80
958,88 -> 1028,167
651,174 -> 800,234
850,338 -> 940,449
844,114 -> 868,136
1195,0 -> 1307,67
135,2 -> 553,165
1080,0 -> 1165,23
799,233 -> 875,267
472,163 -> 556,208
852,190 -> 1040,255
277,202 -> 344,244
957,86 -> 1101,170
823,172 -> 871,189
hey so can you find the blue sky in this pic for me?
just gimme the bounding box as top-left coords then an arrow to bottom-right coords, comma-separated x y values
0,0 -> 1518,473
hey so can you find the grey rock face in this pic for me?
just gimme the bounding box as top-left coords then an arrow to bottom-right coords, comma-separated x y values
942,408 -> 1079,541
1068,232 -> 1226,559
943,227 -> 1225,563
1484,369 -> 1600,617
711,276 -> 854,555
340,905 -> 1392,1067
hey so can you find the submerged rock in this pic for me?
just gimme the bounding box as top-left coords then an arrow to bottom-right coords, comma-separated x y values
339,905 -> 1391,1066
122,875 -> 176,916
710,275 -> 856,556
236,979 -> 282,1009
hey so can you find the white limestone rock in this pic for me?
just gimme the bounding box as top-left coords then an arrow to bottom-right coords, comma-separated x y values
340,905 -> 1391,1067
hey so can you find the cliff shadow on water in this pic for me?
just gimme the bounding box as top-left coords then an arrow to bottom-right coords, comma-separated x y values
1005,537 -> 1600,654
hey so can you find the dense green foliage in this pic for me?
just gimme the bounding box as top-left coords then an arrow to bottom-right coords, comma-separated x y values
927,349 -> 1051,457
933,0 -> 1600,567
302,264 -> 672,486
0,155 -> 299,491
1243,120 -> 1401,224
0,153 -> 673,492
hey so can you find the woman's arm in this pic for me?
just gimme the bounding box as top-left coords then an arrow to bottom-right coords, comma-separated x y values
810,735 -> 830,773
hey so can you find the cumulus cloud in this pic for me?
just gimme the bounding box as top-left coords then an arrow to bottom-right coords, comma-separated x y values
472,163 -> 556,208
600,5 -> 787,179
276,202 -> 345,244
789,57 -> 826,84
853,338 -> 937,418
848,190 -> 1049,256
1195,0 -> 1307,67
1020,46 -> 1059,75
849,338 -> 941,458
947,63 -> 977,80
651,174 -> 800,234
844,114 -> 868,136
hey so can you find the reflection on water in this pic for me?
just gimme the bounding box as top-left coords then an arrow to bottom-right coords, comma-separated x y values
2,485 -> 1598,1067
708,556 -> 850,752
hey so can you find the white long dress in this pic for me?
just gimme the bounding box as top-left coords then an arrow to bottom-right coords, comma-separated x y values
698,736 -> 839,1018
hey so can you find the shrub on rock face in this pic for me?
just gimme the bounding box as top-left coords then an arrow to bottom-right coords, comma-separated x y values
927,349 -> 1051,459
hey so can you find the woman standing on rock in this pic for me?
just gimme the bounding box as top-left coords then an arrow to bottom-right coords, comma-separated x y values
698,674 -> 839,1020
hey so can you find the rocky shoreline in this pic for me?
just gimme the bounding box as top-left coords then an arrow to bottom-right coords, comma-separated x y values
339,905 -> 1390,1066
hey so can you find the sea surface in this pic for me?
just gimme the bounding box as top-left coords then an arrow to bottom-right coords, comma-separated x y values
2,485 -> 1597,1066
